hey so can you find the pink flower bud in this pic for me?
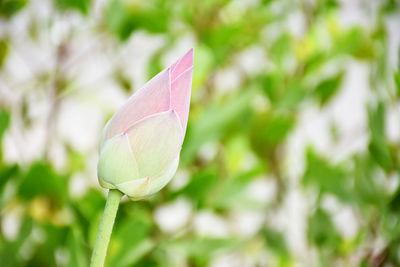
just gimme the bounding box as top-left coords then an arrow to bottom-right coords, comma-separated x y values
97,49 -> 193,200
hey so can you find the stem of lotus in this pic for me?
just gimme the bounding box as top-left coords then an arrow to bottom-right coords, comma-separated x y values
90,189 -> 123,267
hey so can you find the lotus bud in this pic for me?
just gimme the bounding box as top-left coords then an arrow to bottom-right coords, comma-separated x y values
97,49 -> 193,200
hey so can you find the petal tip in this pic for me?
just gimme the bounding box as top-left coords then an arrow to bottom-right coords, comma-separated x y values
186,48 -> 194,58
170,49 -> 194,81
183,48 -> 194,66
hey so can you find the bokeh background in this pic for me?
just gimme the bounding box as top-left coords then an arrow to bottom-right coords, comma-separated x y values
1,0 -> 400,266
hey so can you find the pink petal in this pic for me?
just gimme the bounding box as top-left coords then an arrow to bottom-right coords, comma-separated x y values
170,66 -> 193,133
125,110 -> 183,178
104,68 -> 171,142
170,48 -> 193,82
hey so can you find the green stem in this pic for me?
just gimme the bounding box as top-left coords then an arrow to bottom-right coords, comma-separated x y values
90,189 -> 124,267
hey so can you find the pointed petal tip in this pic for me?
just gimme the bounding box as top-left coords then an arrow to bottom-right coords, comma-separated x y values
183,48 -> 194,65
103,67 -> 172,142
185,48 -> 194,59
178,48 -> 194,61
170,49 -> 194,81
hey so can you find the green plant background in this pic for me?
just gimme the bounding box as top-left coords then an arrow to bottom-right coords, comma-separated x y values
0,0 -> 400,266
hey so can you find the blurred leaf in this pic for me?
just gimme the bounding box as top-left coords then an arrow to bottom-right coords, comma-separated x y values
369,139 -> 393,171
0,0 -> 27,18
66,227 -> 89,267
394,71 -> 400,98
276,80 -> 308,111
0,217 -> 33,267
386,239 -> 400,267
269,33 -> 292,66
368,103 -> 393,171
316,0 -> 339,13
0,108 -> 10,161
134,257 -> 158,267
107,209 -> 153,267
89,213 -> 103,248
54,0 -> 90,15
368,102 -> 385,139
105,0 -> 169,41
308,208 -> 341,250
313,72 -> 344,105
263,228 -> 289,257
251,113 -> 295,158
0,164 -> 19,210
201,23 -> 250,65
0,109 -> 10,143
332,27 -> 374,59
198,5 -> 273,65
18,162 -> 68,205
70,189 -> 105,252
0,39 -> 8,69
75,189 -> 106,222
66,147 -> 86,174
389,184 -> 400,214
225,135 -> 253,173
302,52 -> 328,75
260,73 -> 307,111
380,0 -> 399,14
210,167 -> 264,209
177,237 -> 240,266
260,71 -> 285,102
258,114 -> 294,144
175,167 -> 219,206
354,155 -> 386,208
115,239 -> 155,267
30,224 -> 69,266
0,164 -> 18,192
182,89 -> 256,164
302,148 -> 352,202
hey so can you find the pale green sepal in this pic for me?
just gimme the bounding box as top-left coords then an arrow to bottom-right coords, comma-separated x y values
97,133 -> 140,188
115,155 -> 180,200
99,119 -> 111,152
98,177 -> 116,189
147,155 -> 180,195
126,110 -> 183,179
115,177 -> 151,200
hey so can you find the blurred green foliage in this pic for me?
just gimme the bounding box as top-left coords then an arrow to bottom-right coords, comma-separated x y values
54,0 -> 91,15
1,0 -> 400,266
0,0 -> 27,18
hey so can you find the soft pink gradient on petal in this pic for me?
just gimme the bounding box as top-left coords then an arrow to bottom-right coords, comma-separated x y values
170,66 -> 193,133
125,110 -> 183,179
170,49 -> 193,82
104,68 -> 171,142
